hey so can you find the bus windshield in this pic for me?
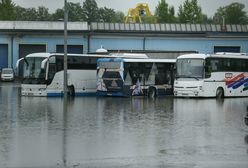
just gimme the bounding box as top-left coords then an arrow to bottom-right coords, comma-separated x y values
176,59 -> 204,80
23,57 -> 46,84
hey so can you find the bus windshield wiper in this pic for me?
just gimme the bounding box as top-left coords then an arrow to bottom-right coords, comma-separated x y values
177,75 -> 200,80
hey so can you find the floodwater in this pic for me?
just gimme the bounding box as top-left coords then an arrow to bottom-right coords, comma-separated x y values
0,82 -> 248,168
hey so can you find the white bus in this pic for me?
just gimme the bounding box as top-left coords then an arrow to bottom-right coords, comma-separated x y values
97,58 -> 176,97
174,53 -> 248,98
16,52 -> 148,97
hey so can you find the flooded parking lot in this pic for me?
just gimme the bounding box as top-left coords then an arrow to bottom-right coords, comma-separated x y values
0,82 -> 248,168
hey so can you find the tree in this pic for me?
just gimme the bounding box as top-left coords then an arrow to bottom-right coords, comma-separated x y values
67,2 -> 84,21
37,6 -> 51,21
213,2 -> 248,24
82,0 -> 99,23
15,6 -> 38,21
112,11 -> 125,23
202,14 -> 213,24
0,0 -> 16,20
155,0 -> 176,23
51,8 -> 64,21
98,7 -> 115,22
178,0 -> 203,23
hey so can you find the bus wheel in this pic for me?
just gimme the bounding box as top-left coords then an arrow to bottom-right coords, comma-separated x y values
148,87 -> 156,98
68,85 -> 75,97
216,87 -> 224,99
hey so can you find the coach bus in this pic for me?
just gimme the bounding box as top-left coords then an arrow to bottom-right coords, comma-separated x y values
16,52 -> 148,97
96,58 -> 176,97
174,53 -> 248,98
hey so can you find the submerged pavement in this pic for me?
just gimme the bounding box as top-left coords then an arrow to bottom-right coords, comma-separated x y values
0,82 -> 248,168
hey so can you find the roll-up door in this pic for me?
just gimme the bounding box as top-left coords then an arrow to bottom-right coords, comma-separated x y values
19,44 -> 46,59
214,46 -> 240,53
0,44 -> 8,69
56,45 -> 83,54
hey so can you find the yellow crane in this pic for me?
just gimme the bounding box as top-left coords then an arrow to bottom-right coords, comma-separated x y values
124,3 -> 152,23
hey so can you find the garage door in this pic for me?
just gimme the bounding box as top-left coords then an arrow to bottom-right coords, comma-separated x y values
0,44 -> 8,69
19,44 -> 46,59
214,46 -> 240,53
56,45 -> 83,54
18,44 -> 46,77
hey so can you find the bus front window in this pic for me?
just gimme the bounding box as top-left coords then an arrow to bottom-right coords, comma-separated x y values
23,57 -> 46,84
176,59 -> 204,80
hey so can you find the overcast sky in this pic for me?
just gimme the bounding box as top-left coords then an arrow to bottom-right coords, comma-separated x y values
12,0 -> 248,17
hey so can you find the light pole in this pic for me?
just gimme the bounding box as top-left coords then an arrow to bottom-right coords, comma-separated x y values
64,0 -> 68,98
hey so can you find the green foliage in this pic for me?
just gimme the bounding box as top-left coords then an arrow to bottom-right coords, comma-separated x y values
155,0 -> 176,23
213,2 -> 248,24
0,0 -> 16,20
99,7 -> 116,22
15,6 -> 38,21
15,6 -> 51,21
112,11 -> 125,23
178,0 -> 203,23
82,0 -> 99,23
67,2 -> 84,21
202,14 -> 213,24
1,0 -> 247,24
143,16 -> 157,23
37,6 -> 51,21
51,9 -> 64,21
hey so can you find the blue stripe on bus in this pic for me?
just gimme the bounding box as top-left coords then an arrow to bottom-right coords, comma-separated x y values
47,93 -> 63,97
97,91 -> 124,97
97,58 -> 123,62
227,77 -> 244,88
47,92 -> 96,97
244,82 -> 248,87
75,92 -> 96,96
232,78 -> 248,89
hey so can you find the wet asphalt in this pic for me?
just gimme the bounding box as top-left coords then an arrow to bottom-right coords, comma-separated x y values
0,82 -> 248,168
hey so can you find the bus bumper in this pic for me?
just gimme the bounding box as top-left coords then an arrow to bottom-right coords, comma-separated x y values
21,84 -> 47,96
174,88 -> 204,97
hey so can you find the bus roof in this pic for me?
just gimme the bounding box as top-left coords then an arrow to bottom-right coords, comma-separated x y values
98,58 -> 176,63
123,58 -> 176,63
177,53 -> 248,60
109,53 -> 148,59
24,52 -> 149,59
25,52 -> 111,58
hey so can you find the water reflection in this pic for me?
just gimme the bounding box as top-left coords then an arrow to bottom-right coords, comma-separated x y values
0,83 -> 248,167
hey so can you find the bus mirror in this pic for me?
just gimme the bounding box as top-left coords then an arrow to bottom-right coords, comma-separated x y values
49,56 -> 56,64
41,58 -> 48,69
173,66 -> 177,74
15,58 -> 24,76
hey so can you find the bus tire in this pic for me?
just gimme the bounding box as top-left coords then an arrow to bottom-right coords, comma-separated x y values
148,87 -> 156,98
216,87 -> 224,99
68,85 -> 75,97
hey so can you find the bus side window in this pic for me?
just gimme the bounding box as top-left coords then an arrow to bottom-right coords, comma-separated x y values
205,66 -> 211,78
47,64 -> 56,84
205,59 -> 212,78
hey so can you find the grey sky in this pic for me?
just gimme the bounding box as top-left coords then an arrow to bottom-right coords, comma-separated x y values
12,0 -> 248,17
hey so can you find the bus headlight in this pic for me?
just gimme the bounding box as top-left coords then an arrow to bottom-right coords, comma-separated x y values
174,91 -> 177,95
194,91 -> 199,96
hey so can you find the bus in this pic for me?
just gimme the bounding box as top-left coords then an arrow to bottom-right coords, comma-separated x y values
16,52 -> 148,97
174,53 -> 248,98
96,58 -> 176,97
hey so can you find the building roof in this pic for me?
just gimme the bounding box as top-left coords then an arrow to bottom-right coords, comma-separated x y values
90,22 -> 248,33
0,21 -> 88,32
0,21 -> 247,35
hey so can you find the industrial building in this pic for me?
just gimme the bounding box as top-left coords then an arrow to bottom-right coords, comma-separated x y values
0,21 -> 248,69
